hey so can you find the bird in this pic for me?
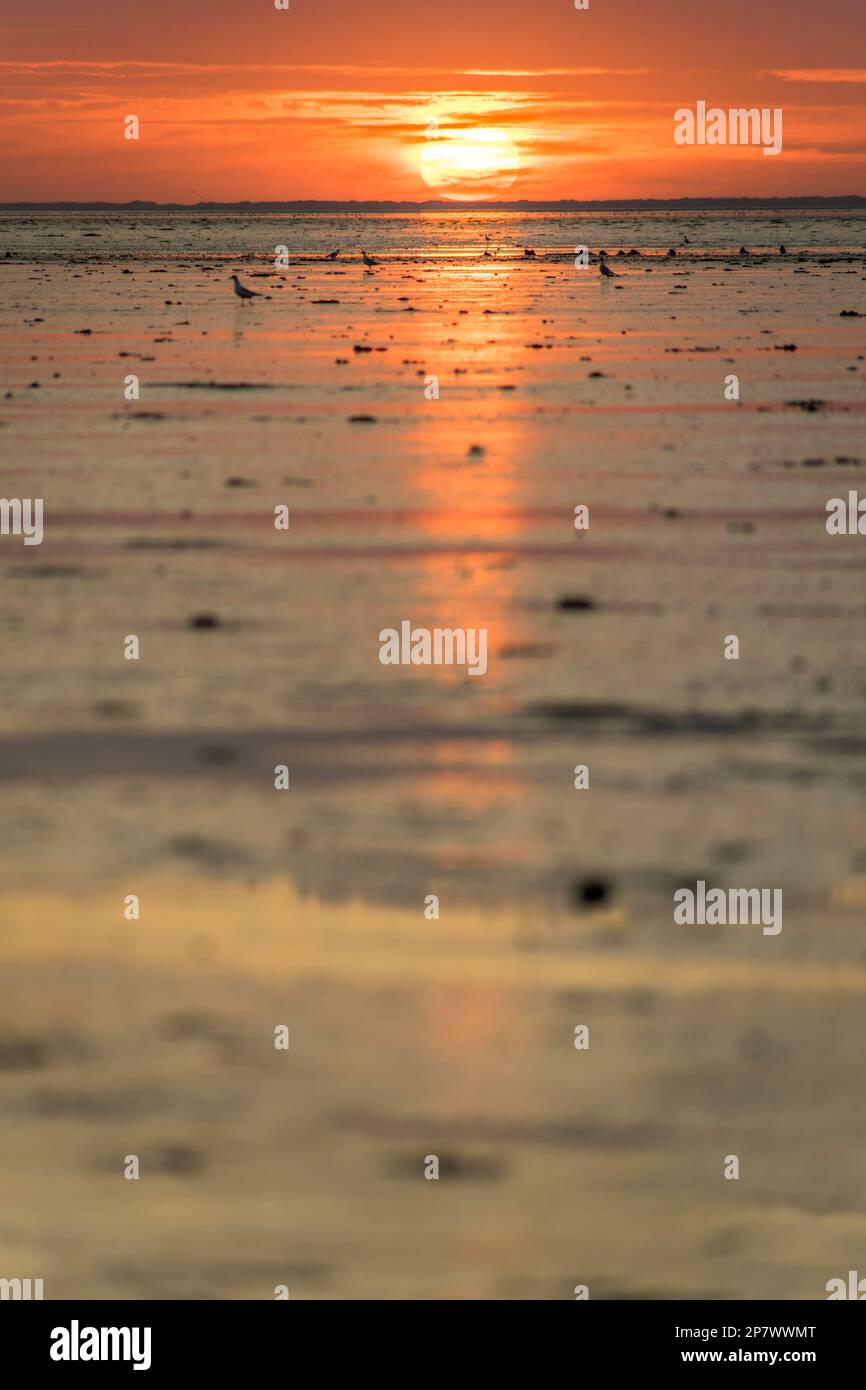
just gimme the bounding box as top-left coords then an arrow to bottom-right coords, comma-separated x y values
523,246 -> 536,258
739,246 -> 749,256
683,235 -> 691,244
324,250 -> 340,260
230,273 -> 260,305
599,260 -> 616,278
779,244 -> 787,255
668,248 -> 677,257
598,249 -> 609,259
361,250 -> 378,268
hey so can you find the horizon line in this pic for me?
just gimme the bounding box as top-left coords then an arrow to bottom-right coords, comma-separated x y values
2,195 -> 865,212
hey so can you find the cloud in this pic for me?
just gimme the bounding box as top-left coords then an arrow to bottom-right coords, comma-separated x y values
765,69 -> 866,83
0,61 -> 647,76
462,68 -> 648,78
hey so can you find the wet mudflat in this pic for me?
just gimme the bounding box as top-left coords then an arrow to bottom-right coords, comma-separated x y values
0,209 -> 864,1297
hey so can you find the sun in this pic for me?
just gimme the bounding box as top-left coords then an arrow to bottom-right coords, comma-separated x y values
419,127 -> 520,200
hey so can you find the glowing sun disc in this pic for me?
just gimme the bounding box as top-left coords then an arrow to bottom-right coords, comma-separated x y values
419,127 -> 520,199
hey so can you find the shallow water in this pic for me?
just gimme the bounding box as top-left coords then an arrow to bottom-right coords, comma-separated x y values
0,210 -> 865,1298
3,207 -> 866,261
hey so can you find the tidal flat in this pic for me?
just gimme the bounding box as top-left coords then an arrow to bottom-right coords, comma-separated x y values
0,209 -> 865,1298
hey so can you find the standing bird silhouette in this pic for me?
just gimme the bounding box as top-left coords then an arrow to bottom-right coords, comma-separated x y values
599,260 -> 617,278
361,250 -> 378,268
324,249 -> 340,260
230,273 -> 260,305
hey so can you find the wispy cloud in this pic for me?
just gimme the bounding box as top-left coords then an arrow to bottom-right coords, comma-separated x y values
765,68 -> 866,83
0,61 -> 648,81
463,68 -> 648,78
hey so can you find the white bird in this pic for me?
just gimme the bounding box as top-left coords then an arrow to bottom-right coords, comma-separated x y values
230,273 -> 260,305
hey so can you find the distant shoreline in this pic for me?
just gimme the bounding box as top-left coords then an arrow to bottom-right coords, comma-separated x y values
2,196 -> 865,213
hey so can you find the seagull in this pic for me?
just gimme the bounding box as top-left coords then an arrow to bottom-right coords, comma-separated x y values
324,250 -> 340,260
230,273 -> 260,305
599,260 -> 616,278
361,250 -> 378,268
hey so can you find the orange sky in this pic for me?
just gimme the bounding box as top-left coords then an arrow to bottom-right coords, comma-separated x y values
1,0 -> 865,201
